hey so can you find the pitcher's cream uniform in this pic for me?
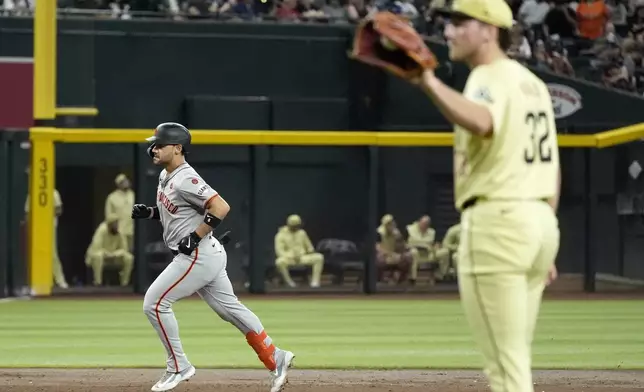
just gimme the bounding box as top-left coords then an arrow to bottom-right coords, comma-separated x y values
454,58 -> 560,392
441,223 -> 461,273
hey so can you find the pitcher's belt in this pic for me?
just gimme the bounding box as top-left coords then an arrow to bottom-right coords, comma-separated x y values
461,197 -> 548,211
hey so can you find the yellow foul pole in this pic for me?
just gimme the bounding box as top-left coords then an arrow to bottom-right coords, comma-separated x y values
29,0 -> 57,296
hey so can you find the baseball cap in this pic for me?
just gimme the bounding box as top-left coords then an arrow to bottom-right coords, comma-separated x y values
438,0 -> 514,29
115,173 -> 128,185
287,214 -> 302,226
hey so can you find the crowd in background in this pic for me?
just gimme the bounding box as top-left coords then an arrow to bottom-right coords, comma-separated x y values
2,0 -> 643,93
424,0 -> 644,93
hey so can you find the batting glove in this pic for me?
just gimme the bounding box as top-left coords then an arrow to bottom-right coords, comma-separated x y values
178,231 -> 201,255
132,204 -> 152,219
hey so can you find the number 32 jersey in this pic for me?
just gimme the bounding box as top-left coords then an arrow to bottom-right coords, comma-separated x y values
453,58 -> 560,211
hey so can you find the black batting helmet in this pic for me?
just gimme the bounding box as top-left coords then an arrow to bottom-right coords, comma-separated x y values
146,122 -> 191,158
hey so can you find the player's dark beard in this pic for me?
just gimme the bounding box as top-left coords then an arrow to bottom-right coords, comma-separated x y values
153,153 -> 166,165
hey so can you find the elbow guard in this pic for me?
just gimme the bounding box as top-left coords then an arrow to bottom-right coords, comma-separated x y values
204,212 -> 222,229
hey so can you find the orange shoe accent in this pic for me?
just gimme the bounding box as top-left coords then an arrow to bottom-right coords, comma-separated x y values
246,330 -> 277,371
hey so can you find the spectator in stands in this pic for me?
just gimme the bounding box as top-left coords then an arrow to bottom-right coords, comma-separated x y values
583,23 -> 623,67
2,0 -> 34,15
205,0 -> 223,15
85,215 -> 134,287
275,0 -> 301,19
345,0 -> 376,23
423,0 -> 448,37
508,23 -> 534,61
533,39 -> 553,69
608,0 -> 629,35
274,214 -> 324,288
628,4 -> 644,31
296,0 -> 327,19
215,0 -> 236,17
518,0 -> 552,38
551,45 -> 576,74
603,58 -> 634,88
543,0 -> 578,41
216,0 -> 257,18
122,0 -> 186,19
622,35 -> 643,85
634,23 -> 644,40
163,0 -> 183,18
384,0 -> 420,21
577,0 -> 611,40
183,0 -> 216,17
376,214 -> 412,285
228,0 -> 255,18
627,0 -> 642,18
322,0 -> 349,22
6,0 -> 642,95
109,0 -> 133,19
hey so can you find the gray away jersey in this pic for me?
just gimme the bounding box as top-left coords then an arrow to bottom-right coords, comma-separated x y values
156,162 -> 221,252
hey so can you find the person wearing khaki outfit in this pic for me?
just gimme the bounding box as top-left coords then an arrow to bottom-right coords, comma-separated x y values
104,174 -> 135,252
376,214 -> 412,284
274,215 -> 324,288
24,186 -> 69,289
441,223 -> 461,278
406,215 -> 451,284
85,215 -> 134,286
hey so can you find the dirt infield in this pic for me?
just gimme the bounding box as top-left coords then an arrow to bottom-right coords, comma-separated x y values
1,368 -> 643,392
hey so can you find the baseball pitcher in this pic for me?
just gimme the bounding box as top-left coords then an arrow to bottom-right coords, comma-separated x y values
132,123 -> 294,392
349,6 -> 560,392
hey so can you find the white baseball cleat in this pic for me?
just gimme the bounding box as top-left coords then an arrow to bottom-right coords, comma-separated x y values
270,349 -> 295,392
151,365 -> 196,391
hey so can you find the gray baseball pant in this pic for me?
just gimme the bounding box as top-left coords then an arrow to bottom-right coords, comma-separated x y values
143,245 -> 275,373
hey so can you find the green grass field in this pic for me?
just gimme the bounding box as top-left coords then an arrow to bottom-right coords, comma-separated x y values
0,298 -> 642,370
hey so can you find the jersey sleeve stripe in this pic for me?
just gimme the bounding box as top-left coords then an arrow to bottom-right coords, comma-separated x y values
203,193 -> 219,209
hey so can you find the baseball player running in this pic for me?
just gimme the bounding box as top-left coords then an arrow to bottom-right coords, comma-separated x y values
407,1 -> 561,391
132,123 -> 295,392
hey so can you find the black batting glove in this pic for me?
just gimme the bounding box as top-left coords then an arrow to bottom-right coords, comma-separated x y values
132,204 -> 152,219
178,231 -> 201,255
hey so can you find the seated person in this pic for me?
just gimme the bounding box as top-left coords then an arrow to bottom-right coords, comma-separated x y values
84,215 -> 134,287
274,214 -> 324,288
405,215 -> 447,284
376,214 -> 412,284
441,223 -> 461,278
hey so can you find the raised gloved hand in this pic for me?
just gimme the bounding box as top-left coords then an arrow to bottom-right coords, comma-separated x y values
348,11 -> 438,79
178,231 -> 201,255
132,204 -> 152,219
